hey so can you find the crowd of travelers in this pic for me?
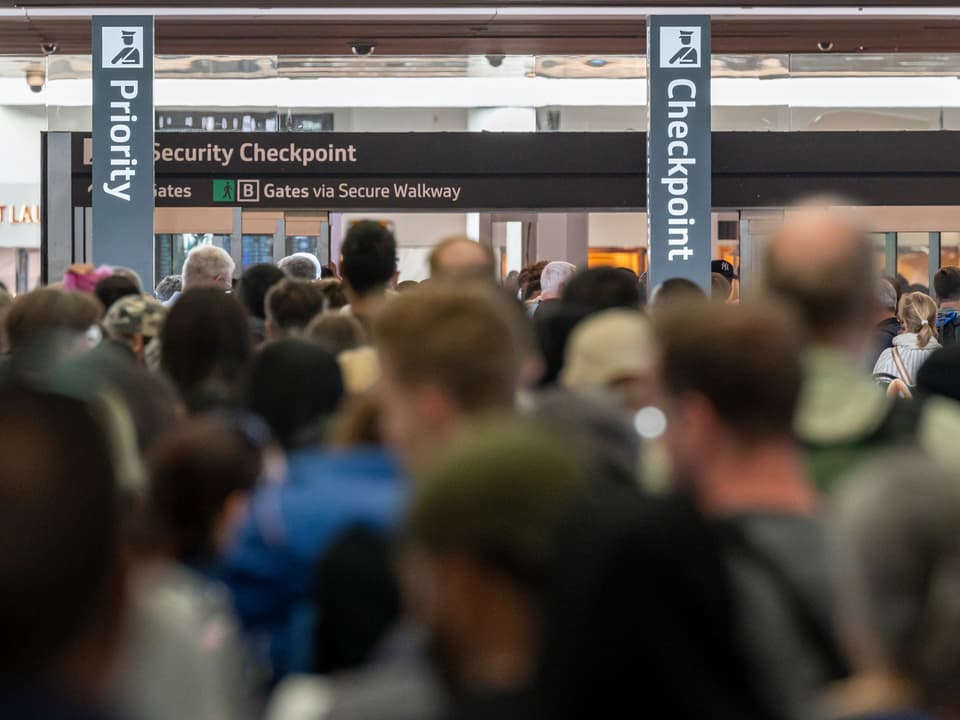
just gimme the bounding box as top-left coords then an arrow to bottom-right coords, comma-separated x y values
4,205 -> 960,720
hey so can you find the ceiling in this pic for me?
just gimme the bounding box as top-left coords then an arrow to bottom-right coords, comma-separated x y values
2,2 -> 960,56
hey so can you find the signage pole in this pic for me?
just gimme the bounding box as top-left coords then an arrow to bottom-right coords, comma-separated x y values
92,16 -> 155,291
646,15 -> 712,294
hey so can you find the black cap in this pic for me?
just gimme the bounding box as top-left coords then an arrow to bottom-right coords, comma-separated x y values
711,260 -> 738,281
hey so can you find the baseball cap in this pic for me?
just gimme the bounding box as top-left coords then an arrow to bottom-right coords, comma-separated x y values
561,309 -> 656,389
711,260 -> 738,281
103,294 -> 166,338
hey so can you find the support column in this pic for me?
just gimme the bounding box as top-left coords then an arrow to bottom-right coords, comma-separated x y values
534,213 -> 588,271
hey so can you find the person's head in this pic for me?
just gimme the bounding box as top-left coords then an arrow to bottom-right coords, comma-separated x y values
246,338 -> 344,450
146,416 -> 262,564
94,275 -> 139,316
765,203 -> 875,348
649,277 -> 707,314
934,266 -> 960,306
537,493 -> 779,720
875,277 -> 899,320
64,264 -> 113,294
375,283 -> 522,469
160,288 -> 251,412
521,261 -> 549,301
0,385 -> 122,688
314,278 -> 348,310
562,267 -> 642,312
278,253 -> 321,281
5,287 -> 102,353
154,274 -> 182,303
111,267 -> 143,292
539,261 -> 577,301
181,245 -> 235,292
711,272 -> 732,303
265,278 -> 327,339
102,294 -> 167,363
319,265 -> 335,280
340,220 -> 397,300
898,292 -> 939,349
306,312 -> 368,355
428,236 -> 495,280
655,302 -> 803,486
239,263 -> 285,320
403,420 -> 585,689
832,452 -> 960,712
561,309 -> 657,412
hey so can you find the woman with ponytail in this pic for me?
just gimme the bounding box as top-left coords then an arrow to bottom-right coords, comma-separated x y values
873,292 -> 941,392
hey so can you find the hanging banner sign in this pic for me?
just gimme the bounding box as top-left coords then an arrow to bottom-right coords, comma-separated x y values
647,15 -> 712,293
92,16 -> 154,285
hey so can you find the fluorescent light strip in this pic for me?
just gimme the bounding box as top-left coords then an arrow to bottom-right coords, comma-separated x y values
13,6 -> 960,20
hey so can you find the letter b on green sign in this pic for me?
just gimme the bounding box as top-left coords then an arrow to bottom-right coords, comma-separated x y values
213,179 -> 236,203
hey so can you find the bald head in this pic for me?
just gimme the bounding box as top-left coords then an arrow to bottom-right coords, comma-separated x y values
765,205 -> 875,344
429,237 -> 495,279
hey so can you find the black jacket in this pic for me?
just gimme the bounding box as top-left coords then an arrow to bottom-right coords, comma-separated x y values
869,317 -> 901,367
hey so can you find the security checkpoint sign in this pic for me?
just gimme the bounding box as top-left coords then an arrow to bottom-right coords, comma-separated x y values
646,16 -> 712,294
92,16 -> 155,288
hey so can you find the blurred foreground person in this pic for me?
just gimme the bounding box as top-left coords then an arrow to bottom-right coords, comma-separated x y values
656,302 -> 844,720
765,204 -> 914,491
404,422 -> 586,720
3,287 -> 102,380
873,292 -> 940,392
428,236 -> 495,280
0,385 -> 124,719
340,221 -> 398,333
827,453 -> 960,720
239,263 -> 286,345
537,494 -> 782,720
161,288 -> 252,412
112,417 -> 261,720
375,282 -> 523,471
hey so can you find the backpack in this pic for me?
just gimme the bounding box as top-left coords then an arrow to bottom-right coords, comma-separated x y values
938,309 -> 960,347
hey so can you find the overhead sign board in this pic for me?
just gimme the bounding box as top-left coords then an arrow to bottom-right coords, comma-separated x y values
71,132 -> 646,210
92,16 -> 154,285
647,15 -> 712,293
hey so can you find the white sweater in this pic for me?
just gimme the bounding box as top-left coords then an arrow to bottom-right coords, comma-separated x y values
873,333 -> 941,386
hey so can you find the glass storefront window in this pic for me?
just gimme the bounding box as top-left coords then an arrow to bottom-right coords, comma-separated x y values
896,232 -> 931,292
242,235 -> 274,267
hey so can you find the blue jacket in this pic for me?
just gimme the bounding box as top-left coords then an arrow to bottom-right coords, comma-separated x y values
222,447 -> 405,679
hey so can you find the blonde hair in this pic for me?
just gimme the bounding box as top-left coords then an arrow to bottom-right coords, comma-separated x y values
899,292 -> 938,348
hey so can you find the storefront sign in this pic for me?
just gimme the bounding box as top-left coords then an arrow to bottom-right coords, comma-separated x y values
92,16 -> 154,285
647,15 -> 712,293
0,184 -> 41,248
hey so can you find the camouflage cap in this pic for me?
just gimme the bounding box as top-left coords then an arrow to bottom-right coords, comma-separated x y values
103,294 -> 166,338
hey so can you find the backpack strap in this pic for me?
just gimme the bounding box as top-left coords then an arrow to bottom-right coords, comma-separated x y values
717,520 -> 849,681
891,346 -> 914,388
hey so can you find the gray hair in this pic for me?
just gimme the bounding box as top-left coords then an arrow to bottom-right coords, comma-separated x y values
278,253 -> 321,281
832,451 -> 960,707
182,246 -> 235,291
876,278 -> 898,313
540,261 -> 577,296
